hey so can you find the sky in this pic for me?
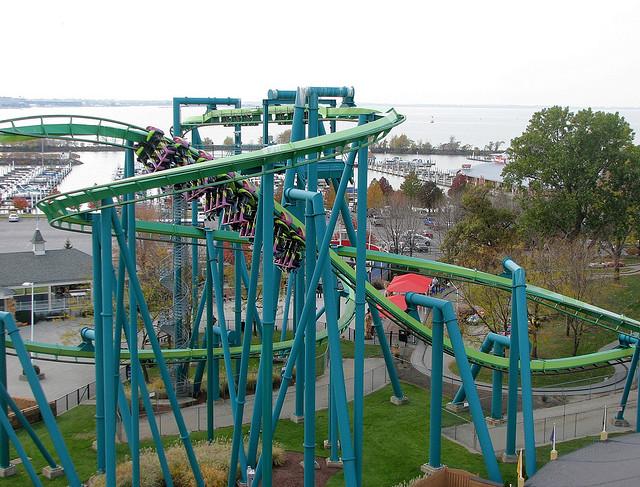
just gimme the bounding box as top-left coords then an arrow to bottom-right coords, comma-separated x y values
2,0 -> 639,107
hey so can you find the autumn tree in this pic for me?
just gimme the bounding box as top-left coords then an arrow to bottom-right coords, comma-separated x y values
276,129 -> 292,144
381,192 -> 420,255
378,177 -> 393,197
367,180 -> 384,209
223,136 -> 233,145
12,197 -> 29,211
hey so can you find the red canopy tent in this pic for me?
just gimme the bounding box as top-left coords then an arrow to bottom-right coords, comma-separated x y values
376,293 -> 408,318
386,273 -> 433,294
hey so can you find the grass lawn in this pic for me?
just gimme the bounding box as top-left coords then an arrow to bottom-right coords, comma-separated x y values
5,382 -> 622,486
339,339 -> 384,359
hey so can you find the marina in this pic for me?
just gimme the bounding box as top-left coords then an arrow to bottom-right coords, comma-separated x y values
0,161 -> 74,213
368,155 -> 457,187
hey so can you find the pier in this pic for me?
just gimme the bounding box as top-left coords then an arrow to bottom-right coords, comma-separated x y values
0,161 -> 73,209
368,156 -> 457,187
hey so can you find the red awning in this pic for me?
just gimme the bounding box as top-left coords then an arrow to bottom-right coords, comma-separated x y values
377,293 -> 408,318
386,273 -> 433,294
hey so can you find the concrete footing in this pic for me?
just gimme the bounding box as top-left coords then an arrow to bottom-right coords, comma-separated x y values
0,464 -> 16,478
445,402 -> 468,413
299,460 -> 320,470
290,414 -> 304,424
19,372 -> 45,381
600,430 -> 609,441
326,458 -> 343,469
486,416 -> 506,426
42,465 -> 65,479
390,395 -> 409,406
420,463 -> 445,476
501,453 -> 518,463
550,449 -> 558,461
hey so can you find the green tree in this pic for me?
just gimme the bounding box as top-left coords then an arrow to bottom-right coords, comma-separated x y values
400,170 -> 422,203
367,180 -> 385,209
442,186 -> 518,269
419,181 -> 444,210
505,106 -> 636,240
591,146 -> 640,278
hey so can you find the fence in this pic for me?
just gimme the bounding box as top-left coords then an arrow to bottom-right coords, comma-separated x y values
51,367 -> 126,416
135,360 -> 392,439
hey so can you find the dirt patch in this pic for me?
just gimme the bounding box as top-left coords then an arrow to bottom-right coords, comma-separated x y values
271,451 -> 340,487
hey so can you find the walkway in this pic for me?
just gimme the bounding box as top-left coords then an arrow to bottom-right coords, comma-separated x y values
134,357 -> 390,439
444,389 -> 637,453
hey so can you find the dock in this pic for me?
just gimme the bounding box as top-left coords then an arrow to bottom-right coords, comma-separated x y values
368,156 -> 457,187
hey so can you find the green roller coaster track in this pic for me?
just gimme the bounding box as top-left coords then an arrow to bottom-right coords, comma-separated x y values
0,110 -> 637,376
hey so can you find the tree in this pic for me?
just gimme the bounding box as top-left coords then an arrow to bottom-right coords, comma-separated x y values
441,186 -> 518,269
276,129 -> 291,144
590,146 -> 640,279
388,134 -> 413,152
223,136 -> 233,145
419,181 -> 444,211
378,177 -> 393,196
505,106 -> 636,241
439,136 -> 461,152
12,196 -> 28,211
381,193 -> 419,255
448,173 -> 467,199
400,170 -> 422,203
367,180 -> 384,209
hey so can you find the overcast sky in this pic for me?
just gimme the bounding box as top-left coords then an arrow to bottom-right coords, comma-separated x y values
3,0 -> 639,107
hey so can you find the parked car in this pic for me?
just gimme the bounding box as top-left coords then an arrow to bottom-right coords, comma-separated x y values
8,213 -> 19,222
371,216 -> 384,226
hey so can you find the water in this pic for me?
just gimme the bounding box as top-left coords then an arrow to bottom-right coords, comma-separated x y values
2,103 -> 640,193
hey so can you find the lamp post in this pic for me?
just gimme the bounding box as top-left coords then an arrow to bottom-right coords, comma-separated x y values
22,281 -> 35,344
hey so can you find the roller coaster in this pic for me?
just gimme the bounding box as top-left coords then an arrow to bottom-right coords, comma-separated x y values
0,87 -> 639,486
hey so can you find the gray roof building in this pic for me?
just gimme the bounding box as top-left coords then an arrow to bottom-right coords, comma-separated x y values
0,248 -> 92,288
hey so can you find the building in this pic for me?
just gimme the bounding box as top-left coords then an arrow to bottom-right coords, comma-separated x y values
0,229 -> 92,316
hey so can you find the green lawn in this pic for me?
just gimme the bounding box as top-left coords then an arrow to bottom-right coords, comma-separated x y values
5,382 -> 621,486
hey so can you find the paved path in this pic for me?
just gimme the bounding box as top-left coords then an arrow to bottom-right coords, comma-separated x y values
7,319 -> 95,400
134,358 -> 390,439
444,389 -> 637,453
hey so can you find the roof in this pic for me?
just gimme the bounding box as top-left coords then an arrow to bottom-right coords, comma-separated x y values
527,432 -> 640,487
0,248 -> 92,288
461,162 -> 507,183
30,229 -> 46,244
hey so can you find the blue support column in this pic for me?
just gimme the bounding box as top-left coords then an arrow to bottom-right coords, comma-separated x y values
616,337 -> 639,423
429,308 -> 444,469
303,92 -> 319,486
110,211 -> 205,486
491,343 -> 504,421
124,146 -> 140,486
280,275 -> 294,341
206,248 -> 214,442
369,306 -> 405,401
0,309 -> 9,472
0,314 -> 82,485
503,258 -> 536,476
404,293 -> 502,484
505,292 -> 520,460
100,203 -> 117,486
91,216 -> 105,473
353,114 -> 370,487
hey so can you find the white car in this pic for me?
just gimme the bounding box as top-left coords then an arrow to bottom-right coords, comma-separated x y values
8,213 -> 19,222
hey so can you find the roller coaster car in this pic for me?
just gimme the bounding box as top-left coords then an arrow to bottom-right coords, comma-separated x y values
171,137 -> 192,166
196,150 -> 214,163
135,126 -> 166,165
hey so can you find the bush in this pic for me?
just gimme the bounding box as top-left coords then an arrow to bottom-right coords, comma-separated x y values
91,437 -> 285,486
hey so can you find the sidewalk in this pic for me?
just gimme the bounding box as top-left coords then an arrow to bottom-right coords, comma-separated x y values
444,390 -> 637,453
135,357 -> 390,439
